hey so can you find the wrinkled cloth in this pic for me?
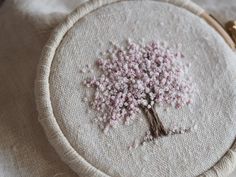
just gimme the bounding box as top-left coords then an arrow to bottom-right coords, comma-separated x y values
0,0 -> 236,177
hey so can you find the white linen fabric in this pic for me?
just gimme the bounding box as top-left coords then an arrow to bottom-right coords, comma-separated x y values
1,0 -> 236,177
36,0 -> 236,177
0,1 -> 85,177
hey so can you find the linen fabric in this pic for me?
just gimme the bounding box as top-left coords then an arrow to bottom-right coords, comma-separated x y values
1,0 -> 236,177
35,0 -> 236,177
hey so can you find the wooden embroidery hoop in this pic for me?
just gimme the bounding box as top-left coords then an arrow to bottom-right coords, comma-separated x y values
203,13 -> 235,50
35,0 -> 236,177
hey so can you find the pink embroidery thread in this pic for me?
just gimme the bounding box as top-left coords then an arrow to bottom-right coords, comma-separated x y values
83,40 -> 195,138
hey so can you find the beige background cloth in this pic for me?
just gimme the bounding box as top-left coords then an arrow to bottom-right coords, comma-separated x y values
0,0 -> 236,177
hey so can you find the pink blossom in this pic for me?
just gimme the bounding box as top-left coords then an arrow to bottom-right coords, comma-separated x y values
83,40 -> 195,132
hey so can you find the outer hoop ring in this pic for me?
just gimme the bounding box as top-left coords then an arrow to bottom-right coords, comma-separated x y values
35,0 -> 236,177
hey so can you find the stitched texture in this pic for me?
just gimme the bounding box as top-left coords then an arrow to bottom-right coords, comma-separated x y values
35,0 -> 236,177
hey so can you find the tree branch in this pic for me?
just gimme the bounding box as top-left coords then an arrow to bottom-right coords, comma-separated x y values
142,106 -> 168,138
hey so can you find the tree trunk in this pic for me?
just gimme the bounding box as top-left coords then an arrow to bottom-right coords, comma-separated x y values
143,106 -> 168,138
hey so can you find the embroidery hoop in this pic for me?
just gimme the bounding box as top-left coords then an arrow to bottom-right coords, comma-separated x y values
35,0 -> 236,176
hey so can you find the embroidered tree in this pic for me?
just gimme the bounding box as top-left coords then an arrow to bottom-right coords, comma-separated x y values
83,40 -> 194,138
